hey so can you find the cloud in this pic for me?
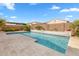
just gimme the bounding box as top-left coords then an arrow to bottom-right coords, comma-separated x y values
50,5 -> 60,10
66,15 -> 73,18
0,12 -> 3,15
5,3 -> 15,10
10,16 -> 16,18
60,8 -> 79,12
1,3 -> 15,10
29,3 -> 37,5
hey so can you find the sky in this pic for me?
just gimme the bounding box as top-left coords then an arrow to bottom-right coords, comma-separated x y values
0,3 -> 79,23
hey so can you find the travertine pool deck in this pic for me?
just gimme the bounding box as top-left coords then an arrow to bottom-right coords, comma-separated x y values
0,32 -> 79,56
67,36 -> 79,56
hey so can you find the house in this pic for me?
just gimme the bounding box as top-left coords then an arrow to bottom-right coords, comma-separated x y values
29,20 -> 71,31
47,20 -> 71,31
4,22 -> 26,31
1,19 -> 71,32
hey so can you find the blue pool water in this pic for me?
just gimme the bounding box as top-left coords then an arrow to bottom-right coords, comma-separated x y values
8,32 -> 70,54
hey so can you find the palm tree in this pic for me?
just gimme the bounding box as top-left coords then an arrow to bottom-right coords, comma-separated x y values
35,25 -> 44,30
0,18 -> 6,31
70,20 -> 79,36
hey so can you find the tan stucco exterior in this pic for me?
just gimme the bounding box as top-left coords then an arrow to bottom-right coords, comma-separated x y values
29,20 -> 71,31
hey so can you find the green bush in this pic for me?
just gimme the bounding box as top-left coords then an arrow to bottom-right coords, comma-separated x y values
23,24 -> 31,32
3,27 -> 17,32
76,30 -> 79,37
35,25 -> 44,30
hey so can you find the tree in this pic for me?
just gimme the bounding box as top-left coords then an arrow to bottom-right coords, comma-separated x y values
23,24 -> 31,32
0,18 -> 6,31
70,20 -> 79,36
35,25 -> 44,30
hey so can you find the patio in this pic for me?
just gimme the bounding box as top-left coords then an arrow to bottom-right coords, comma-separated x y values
0,32 -> 79,56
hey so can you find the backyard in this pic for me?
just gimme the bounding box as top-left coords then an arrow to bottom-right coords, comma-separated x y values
0,2 -> 79,56
0,18 -> 79,55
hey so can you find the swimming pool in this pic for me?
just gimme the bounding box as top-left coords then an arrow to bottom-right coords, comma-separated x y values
7,32 -> 70,54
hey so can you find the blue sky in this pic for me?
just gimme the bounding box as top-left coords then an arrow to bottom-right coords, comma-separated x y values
0,3 -> 79,23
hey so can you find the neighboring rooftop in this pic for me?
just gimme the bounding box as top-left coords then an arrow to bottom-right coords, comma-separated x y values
28,22 -> 46,25
6,22 -> 26,25
47,20 -> 70,24
5,19 -> 70,26
28,20 -> 70,25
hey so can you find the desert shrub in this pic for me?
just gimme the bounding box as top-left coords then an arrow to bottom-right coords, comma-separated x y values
0,18 -> 6,31
3,27 -> 17,32
23,24 -> 31,32
35,25 -> 44,30
76,30 -> 79,36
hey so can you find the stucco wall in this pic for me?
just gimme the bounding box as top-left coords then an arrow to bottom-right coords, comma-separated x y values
30,23 -> 71,31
